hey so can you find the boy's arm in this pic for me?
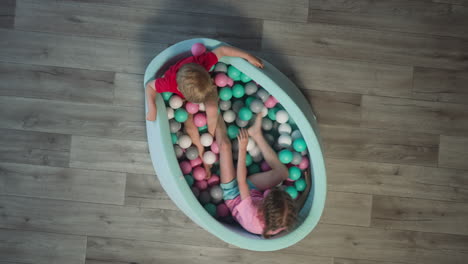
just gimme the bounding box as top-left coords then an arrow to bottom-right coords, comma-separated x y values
213,46 -> 264,68
146,81 -> 158,121
205,96 -> 219,137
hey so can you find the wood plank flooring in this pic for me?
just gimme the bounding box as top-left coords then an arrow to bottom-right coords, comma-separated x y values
0,0 -> 467,263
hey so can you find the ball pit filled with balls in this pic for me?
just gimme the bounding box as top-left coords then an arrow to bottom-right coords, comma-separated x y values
161,44 -> 312,222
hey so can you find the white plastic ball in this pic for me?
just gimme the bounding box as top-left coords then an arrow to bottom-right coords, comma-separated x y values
261,106 -> 268,117
291,152 -> 302,165
250,99 -> 264,114
252,153 -> 263,163
174,145 -> 184,159
169,119 -> 182,133
185,146 -> 199,160
214,62 -> 228,73
219,100 -> 232,111
203,151 -> 217,165
178,135 -> 192,149
275,110 -> 289,124
291,130 -> 302,140
244,82 -> 258,95
169,95 -> 183,109
236,117 -> 249,128
210,186 -> 224,201
198,103 -> 205,111
257,88 -> 270,102
200,133 -> 213,147
265,134 -> 275,145
247,138 -> 256,152
248,146 -> 261,157
278,123 -> 292,134
166,107 -> 174,119
223,110 -> 236,123
262,118 -> 273,131
278,134 -> 292,148
232,100 -> 244,113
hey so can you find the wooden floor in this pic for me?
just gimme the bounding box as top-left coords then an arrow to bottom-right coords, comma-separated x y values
1,0 -> 468,263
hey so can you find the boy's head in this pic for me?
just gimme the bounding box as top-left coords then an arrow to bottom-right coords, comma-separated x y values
177,63 -> 216,103
260,187 -> 298,238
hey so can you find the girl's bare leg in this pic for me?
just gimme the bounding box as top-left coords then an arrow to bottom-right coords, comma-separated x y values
215,116 -> 236,184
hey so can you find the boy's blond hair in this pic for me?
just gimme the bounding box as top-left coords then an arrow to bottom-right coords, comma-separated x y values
176,63 -> 215,103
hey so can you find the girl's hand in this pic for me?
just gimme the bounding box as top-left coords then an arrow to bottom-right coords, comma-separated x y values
248,56 -> 264,68
237,129 -> 249,151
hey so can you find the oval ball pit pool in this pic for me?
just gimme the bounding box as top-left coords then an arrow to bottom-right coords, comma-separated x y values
144,38 -> 326,251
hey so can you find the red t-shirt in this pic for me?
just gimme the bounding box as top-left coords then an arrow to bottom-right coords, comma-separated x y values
154,51 -> 219,99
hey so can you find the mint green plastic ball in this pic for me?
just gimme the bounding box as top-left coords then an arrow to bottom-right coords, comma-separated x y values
184,174 -> 194,187
245,96 -> 256,107
248,163 -> 261,174
278,149 -> 293,164
171,133 -> 178,144
295,178 -> 307,192
161,92 -> 173,101
240,73 -> 252,83
227,66 -> 241,80
204,203 -> 217,217
198,125 -> 208,133
174,108 -> 188,122
227,125 -> 239,139
268,107 -> 279,121
245,153 -> 253,166
285,186 -> 298,199
219,87 -> 233,101
288,166 -> 301,181
232,84 -> 245,98
238,107 -> 253,121
293,138 -> 307,152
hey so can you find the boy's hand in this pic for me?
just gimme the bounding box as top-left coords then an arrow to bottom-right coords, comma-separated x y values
248,56 -> 264,68
237,129 -> 249,150
146,109 -> 157,121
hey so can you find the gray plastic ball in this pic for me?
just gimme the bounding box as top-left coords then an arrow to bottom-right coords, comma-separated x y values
185,146 -> 199,160
199,191 -> 211,205
250,99 -> 264,114
219,100 -> 232,111
232,100 -> 244,113
245,82 -> 258,95
265,134 -> 275,145
257,88 -> 270,102
210,186 -> 224,201
174,145 -> 184,159
169,119 -> 182,133
262,118 -> 273,131
236,117 -> 249,128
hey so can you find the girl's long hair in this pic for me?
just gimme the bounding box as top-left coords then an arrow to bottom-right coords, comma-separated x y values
260,187 -> 297,238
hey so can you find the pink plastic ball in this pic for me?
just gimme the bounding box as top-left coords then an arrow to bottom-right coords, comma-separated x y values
226,78 -> 234,87
260,161 -> 271,172
193,166 -> 206,181
284,178 -> 295,186
193,113 -> 207,127
185,102 -> 199,114
216,203 -> 230,218
264,96 -> 278,108
298,156 -> 310,170
215,73 -> 229,87
210,141 -> 220,154
179,161 -> 192,174
191,43 -> 206,56
190,157 -> 202,167
195,180 -> 208,191
207,174 -> 220,187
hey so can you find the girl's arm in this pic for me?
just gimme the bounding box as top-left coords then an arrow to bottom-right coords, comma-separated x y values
146,81 -> 158,121
295,170 -> 312,211
185,114 -> 211,178
213,46 -> 264,68
237,129 -> 250,200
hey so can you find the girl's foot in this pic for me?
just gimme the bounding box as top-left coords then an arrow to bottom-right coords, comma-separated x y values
248,114 -> 262,138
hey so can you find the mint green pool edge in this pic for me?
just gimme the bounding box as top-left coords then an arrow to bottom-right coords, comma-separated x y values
144,38 -> 326,251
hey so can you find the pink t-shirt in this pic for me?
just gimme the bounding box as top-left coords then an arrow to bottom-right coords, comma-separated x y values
225,190 -> 286,236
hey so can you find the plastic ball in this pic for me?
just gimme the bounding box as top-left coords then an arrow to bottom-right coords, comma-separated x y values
278,123 -> 292,134
301,149 -> 308,155
214,62 -> 228,73
199,191 -> 211,204
207,174 -> 220,187
200,133 -> 214,147
203,151 -> 217,165
198,125 -> 208,133
193,166 -> 206,181
219,100 -> 231,111
209,186 -> 224,201
278,134 -> 292,148
293,138 -> 307,152
291,152 -> 302,165
193,113 -> 207,127
245,96 -> 256,107
240,72 -> 252,83
232,84 -> 245,98
174,145 -> 184,159
169,119 -> 181,133
257,88 -> 270,102
190,157 -> 202,167
191,43 -> 206,56
232,100 -> 244,113
248,146 -> 261,158
262,118 -> 273,131
174,108 -> 188,122
246,138 -> 256,152
250,99 -> 264,114
264,134 -> 275,146
204,203 -> 216,217
191,186 -> 200,198
289,166 -> 302,181
169,95 -> 183,109
171,133 -> 178,144
289,117 -> 296,126
184,175 -> 194,187
268,107 -> 279,121
215,73 -> 230,87
276,110 -> 289,124
291,130 -> 302,140
248,164 -> 261,174
226,78 -> 234,87
185,146 -> 199,160
298,157 -> 309,170
264,96 -> 278,108
227,125 -> 240,139
261,106 -> 268,117
223,110 -> 236,123
217,203 -> 230,218
245,153 -> 253,166
166,107 -> 174,119
232,139 -> 239,152
210,141 -> 219,154
219,86 -> 233,101
278,149 -> 293,164
285,186 -> 298,199
227,65 -> 241,80
178,135 -> 192,149
236,117 -> 249,128
195,180 -> 208,191
260,161 -> 271,171
252,154 -> 263,163
161,92 -> 173,101
238,107 -> 253,121
185,102 -> 199,114
179,161 -> 192,174
295,178 -> 307,192
198,103 -> 206,111
244,82 -> 258,95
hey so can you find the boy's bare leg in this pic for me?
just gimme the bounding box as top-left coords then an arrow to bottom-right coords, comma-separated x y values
215,116 -> 236,184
